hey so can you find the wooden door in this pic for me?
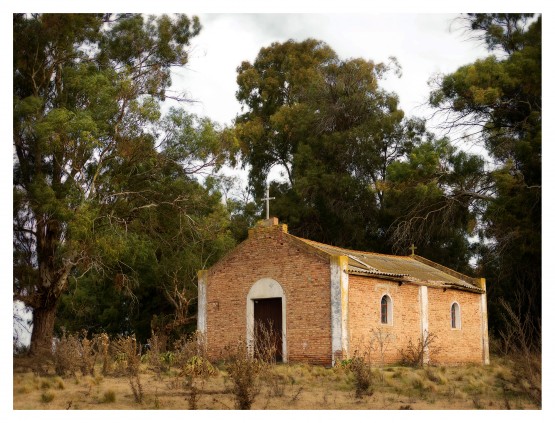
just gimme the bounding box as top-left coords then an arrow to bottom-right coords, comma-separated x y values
253,297 -> 283,362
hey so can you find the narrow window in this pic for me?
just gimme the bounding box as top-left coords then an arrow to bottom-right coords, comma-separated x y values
451,302 -> 461,329
381,295 -> 392,324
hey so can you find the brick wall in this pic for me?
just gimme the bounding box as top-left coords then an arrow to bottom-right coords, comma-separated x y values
203,221 -> 485,366
204,223 -> 334,365
348,275 -> 422,364
348,276 -> 484,365
427,288 -> 483,364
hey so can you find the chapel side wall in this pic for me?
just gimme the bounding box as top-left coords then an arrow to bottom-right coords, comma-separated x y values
348,275 -> 421,365
204,226 -> 333,365
427,288 -> 483,364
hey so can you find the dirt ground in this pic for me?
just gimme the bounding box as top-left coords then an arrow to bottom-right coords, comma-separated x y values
13,356 -> 540,410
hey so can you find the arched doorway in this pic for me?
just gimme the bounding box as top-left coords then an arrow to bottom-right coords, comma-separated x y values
246,278 -> 287,362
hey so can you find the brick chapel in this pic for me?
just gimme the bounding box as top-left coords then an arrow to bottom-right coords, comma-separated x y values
197,217 -> 490,366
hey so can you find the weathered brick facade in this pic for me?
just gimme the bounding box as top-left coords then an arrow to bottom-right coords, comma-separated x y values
348,276 -> 422,364
427,288 -> 484,364
199,218 -> 489,366
201,219 -> 333,365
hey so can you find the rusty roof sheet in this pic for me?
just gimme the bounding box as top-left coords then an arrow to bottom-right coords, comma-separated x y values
293,236 -> 482,292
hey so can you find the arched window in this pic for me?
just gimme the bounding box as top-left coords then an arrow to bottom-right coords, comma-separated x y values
381,295 -> 392,324
451,302 -> 461,329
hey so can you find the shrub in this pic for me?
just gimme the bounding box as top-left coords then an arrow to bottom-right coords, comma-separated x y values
112,335 -> 141,376
173,331 -> 208,369
498,299 -> 541,406
41,392 -> 55,403
102,390 -> 116,403
183,355 -> 216,378
398,332 -> 438,367
97,333 -> 111,376
349,354 -> 373,398
79,331 -> 98,376
53,330 -> 81,377
129,375 -> 143,404
225,339 -> 264,410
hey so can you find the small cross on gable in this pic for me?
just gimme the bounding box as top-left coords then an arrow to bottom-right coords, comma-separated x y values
409,244 -> 417,256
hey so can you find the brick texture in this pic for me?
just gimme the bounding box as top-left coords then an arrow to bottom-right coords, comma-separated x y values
349,276 -> 484,365
348,276 -> 421,364
203,221 -> 485,366
427,288 -> 483,364
204,223 -> 333,365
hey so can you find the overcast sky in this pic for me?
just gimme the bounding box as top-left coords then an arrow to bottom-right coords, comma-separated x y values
164,12 -> 499,185
173,13 -> 489,128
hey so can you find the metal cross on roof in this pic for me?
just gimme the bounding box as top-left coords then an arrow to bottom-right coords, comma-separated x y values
410,244 -> 417,256
262,184 -> 275,220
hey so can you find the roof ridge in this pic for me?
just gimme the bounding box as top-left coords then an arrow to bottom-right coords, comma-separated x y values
291,235 -> 411,259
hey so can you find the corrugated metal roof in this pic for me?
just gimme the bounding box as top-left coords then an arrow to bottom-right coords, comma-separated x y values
293,236 -> 482,292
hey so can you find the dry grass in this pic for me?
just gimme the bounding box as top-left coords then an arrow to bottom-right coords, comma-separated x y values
13,353 -> 540,410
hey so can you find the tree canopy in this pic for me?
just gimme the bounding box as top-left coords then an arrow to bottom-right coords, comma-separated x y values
429,13 -> 541,344
14,13 -> 541,354
234,38 -> 483,274
13,13 -> 237,352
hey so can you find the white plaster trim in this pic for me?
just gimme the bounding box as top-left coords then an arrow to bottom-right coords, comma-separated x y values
246,278 -> 287,363
340,259 -> 349,359
197,271 -> 207,335
379,294 -> 393,326
330,258 -> 342,365
481,293 -> 490,365
450,301 -> 462,330
330,256 -> 349,365
419,286 -> 429,364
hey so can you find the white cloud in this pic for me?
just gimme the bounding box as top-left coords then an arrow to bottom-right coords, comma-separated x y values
175,13 -> 489,127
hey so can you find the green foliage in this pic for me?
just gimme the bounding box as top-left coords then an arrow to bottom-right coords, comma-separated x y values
430,14 -> 541,344
236,39 -> 428,252
13,13 -> 237,353
234,37 -> 486,273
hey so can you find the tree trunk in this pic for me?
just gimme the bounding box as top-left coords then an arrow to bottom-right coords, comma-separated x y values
29,305 -> 57,356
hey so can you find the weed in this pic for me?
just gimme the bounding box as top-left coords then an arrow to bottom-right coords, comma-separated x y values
53,330 -> 81,377
290,386 -> 303,403
129,374 -> 143,404
351,357 -> 373,398
472,395 -> 484,409
41,392 -> 55,403
153,390 -> 161,409
398,331 -> 438,367
113,335 -> 142,376
55,377 -> 65,390
265,373 -> 287,397
185,379 -> 199,410
225,339 -> 264,410
183,355 -> 216,378
498,298 -> 542,406
97,333 -> 111,376
79,331 -> 97,376
424,367 -> 447,384
173,331 -> 208,370
102,390 -> 116,403
369,328 -> 393,365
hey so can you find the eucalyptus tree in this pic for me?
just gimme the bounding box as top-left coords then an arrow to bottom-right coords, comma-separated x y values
12,13 -> 226,354
428,14 -> 541,341
236,39 -> 420,249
